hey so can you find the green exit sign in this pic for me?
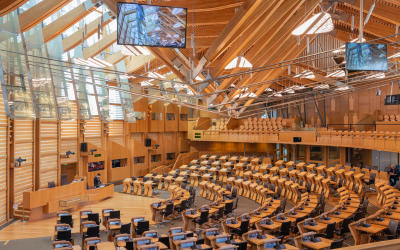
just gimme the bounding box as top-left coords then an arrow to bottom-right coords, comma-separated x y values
94,154 -> 101,157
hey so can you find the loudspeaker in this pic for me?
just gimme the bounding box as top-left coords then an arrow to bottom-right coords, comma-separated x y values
145,139 -> 151,147
81,142 -> 87,152
293,137 -> 301,143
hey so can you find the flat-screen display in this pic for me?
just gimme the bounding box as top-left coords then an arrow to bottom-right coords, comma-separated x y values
112,159 -> 121,168
88,161 -> 104,172
117,3 -> 187,48
345,43 -> 387,71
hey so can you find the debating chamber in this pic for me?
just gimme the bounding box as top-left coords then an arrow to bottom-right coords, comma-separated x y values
1,0 -> 400,249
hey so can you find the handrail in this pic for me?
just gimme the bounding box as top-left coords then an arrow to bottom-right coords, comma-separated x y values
172,152 -> 199,169
327,123 -> 400,131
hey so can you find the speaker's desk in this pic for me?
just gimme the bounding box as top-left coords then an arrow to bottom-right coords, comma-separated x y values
23,179 -> 113,221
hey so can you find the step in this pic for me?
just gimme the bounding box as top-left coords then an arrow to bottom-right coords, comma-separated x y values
14,213 -> 30,220
14,209 -> 31,215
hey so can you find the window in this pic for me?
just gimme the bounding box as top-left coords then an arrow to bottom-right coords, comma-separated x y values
166,113 -> 175,121
134,112 -> 146,120
110,105 -> 124,120
180,114 -> 188,121
151,154 -> 161,162
166,153 -> 175,160
134,156 -> 145,165
88,161 -> 104,172
151,113 -> 162,120
310,146 -> 324,162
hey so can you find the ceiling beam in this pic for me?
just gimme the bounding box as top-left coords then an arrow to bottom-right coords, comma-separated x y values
82,30 -> 117,59
19,0 -> 72,32
42,0 -> 100,43
62,12 -> 114,52
192,0 -> 268,78
0,0 -> 29,17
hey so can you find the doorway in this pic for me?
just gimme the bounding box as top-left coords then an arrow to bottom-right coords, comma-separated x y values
61,163 -> 78,184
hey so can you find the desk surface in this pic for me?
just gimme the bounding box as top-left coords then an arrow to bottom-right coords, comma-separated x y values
300,238 -> 332,250
355,224 -> 387,234
247,235 -> 275,245
303,223 -> 328,232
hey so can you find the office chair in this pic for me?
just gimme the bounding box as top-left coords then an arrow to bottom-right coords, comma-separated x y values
120,223 -> 131,235
48,181 -> 56,188
152,179 -> 159,195
55,230 -> 73,242
159,203 -> 174,226
334,217 -> 352,237
88,213 -> 101,225
143,176 -> 150,182
232,241 -> 247,250
273,221 -> 291,238
84,226 -> 100,239
136,220 -> 150,235
353,211 -> 364,221
226,184 -> 232,192
227,188 -> 237,199
364,173 -> 376,192
61,174 -> 68,186
109,210 -> 120,219
211,206 -> 225,225
181,182 -> 187,190
372,166 -> 379,170
329,239 -> 345,249
224,202 -> 234,216
231,220 -> 249,238
290,216 -> 307,234
233,197 -> 239,211
309,209 -> 317,218
125,241 -> 134,250
158,236 -> 170,249
60,215 -> 73,227
315,222 -> 336,239
174,200 -> 188,219
371,219 -> 399,241
193,211 -> 209,228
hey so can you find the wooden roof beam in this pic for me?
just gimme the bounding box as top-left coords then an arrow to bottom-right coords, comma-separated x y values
18,0 -> 72,33
192,0 -> 267,78
42,0 -> 100,43
0,0 -> 29,17
82,30 -> 117,59
62,11 -> 115,52
210,0 -> 305,78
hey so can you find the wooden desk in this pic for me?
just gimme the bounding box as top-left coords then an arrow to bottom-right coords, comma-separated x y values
303,223 -> 328,233
24,180 -> 113,221
299,238 -> 332,250
95,242 -> 118,250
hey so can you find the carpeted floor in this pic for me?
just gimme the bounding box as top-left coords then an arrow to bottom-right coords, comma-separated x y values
0,184 -> 379,250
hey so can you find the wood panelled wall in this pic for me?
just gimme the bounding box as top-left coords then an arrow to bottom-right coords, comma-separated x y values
275,87 -> 400,128
1,99 -> 191,224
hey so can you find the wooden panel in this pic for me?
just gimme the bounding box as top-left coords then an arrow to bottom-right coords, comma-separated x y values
0,88 -> 7,223
165,104 -> 179,132
39,122 -> 58,189
107,141 -> 130,182
85,118 -> 101,147
149,101 -> 165,132
14,120 -> 34,204
109,120 -> 124,146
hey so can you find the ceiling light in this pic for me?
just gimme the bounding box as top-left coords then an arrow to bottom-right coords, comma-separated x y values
141,81 -> 153,86
294,70 -> 315,79
148,72 -> 166,79
389,52 -> 400,59
333,38 -> 366,53
366,73 -> 385,79
326,70 -> 345,77
313,84 -> 329,90
292,12 -> 334,36
335,85 -> 350,91
225,56 -> 252,69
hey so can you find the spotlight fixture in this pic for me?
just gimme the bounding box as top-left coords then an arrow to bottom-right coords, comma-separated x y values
90,149 -> 97,155
14,157 -> 26,167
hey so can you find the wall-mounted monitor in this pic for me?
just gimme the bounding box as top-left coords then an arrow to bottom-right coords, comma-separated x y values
117,3 -> 188,48
345,43 -> 387,71
88,161 -> 104,172
112,159 -> 121,168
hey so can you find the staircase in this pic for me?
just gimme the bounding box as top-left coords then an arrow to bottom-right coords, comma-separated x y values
14,205 -> 30,221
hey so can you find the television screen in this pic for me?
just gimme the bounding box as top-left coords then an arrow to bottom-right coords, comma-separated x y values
117,3 -> 187,48
112,159 -> 121,168
88,161 -> 104,172
345,43 -> 387,71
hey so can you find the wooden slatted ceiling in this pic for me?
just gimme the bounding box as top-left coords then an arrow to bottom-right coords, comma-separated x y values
39,122 -> 58,189
85,118 -> 102,148
14,120 -> 33,204
0,89 -> 6,223
109,120 -> 124,146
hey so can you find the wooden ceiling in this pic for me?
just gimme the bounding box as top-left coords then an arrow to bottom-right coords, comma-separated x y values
2,0 -> 400,116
